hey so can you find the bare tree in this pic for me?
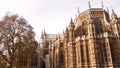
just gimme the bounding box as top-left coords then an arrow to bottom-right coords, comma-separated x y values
0,12 -> 36,68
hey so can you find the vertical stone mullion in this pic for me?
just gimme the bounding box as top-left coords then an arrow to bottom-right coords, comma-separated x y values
83,42 -> 87,68
89,39 -> 96,68
79,43 -> 82,68
86,43 -> 90,68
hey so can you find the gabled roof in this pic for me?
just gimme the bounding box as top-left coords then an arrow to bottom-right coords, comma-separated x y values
46,34 -> 63,40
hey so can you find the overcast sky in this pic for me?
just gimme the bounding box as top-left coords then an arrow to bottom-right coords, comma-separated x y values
0,0 -> 119,41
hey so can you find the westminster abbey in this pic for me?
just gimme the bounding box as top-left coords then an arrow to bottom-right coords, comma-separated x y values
39,2 -> 120,68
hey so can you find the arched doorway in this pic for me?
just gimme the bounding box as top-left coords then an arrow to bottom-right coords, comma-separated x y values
37,48 -> 51,68
93,18 -> 103,34
38,54 -> 46,68
43,61 -> 45,68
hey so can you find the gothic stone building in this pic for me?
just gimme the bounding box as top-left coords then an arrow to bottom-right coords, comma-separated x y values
40,4 -> 120,68
39,30 -> 63,68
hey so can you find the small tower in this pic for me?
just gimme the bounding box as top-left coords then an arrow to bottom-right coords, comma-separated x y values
111,9 -> 118,20
56,32 -> 60,41
41,29 -> 46,39
66,26 -> 68,32
68,18 -> 75,42
58,33 -> 60,40
40,29 -> 47,48
103,7 -> 110,22
63,29 -> 64,34
55,34 -> 58,40
64,27 -> 69,43
69,18 -> 75,31
43,29 -> 46,39
111,9 -> 119,36
41,30 -> 44,39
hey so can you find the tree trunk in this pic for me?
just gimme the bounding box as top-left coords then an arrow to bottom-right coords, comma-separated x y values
9,57 -> 14,68
27,54 -> 30,68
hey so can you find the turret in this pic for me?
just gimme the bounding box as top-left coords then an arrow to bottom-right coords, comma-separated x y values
58,33 -> 60,40
43,29 -> 46,39
68,18 -> 75,31
65,26 -> 68,33
87,1 -> 97,37
40,29 -> 47,48
63,29 -> 64,34
68,18 -> 75,42
111,9 -> 119,36
41,30 -> 44,39
103,7 -> 110,22
63,27 -> 69,48
43,29 -> 46,35
111,9 -> 118,21
64,27 -> 69,42
41,30 -> 46,38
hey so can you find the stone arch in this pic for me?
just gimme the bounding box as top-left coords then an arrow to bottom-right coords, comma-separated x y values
37,48 -> 50,68
40,58 -> 46,68
39,53 -> 50,68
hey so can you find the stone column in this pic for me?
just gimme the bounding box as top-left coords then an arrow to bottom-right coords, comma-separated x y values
45,54 -> 50,68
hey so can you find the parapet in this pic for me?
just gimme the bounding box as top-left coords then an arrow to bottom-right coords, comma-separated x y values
75,35 -> 89,42
75,32 -> 116,42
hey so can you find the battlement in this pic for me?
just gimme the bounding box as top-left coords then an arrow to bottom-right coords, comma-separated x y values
75,32 -> 118,42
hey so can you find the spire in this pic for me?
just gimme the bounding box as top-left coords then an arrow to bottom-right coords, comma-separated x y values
106,7 -> 109,14
69,18 -> 74,27
56,35 -> 58,40
75,14 -> 77,22
77,7 -> 80,14
88,1 -> 91,9
70,18 -> 73,24
101,1 -> 104,9
112,9 -> 115,14
41,29 -> 46,39
41,30 -> 44,39
58,32 -> 60,39
111,9 -> 117,19
41,30 -> 43,35
65,26 -> 68,32
88,1 -> 91,19
69,18 -> 75,31
43,29 -> 46,35
63,29 -> 64,34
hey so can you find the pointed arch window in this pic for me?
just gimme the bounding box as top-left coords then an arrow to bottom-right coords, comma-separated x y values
82,21 -> 88,35
94,19 -> 103,34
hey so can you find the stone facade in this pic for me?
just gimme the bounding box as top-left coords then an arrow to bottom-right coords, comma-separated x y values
39,30 -> 63,68
40,3 -> 120,68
